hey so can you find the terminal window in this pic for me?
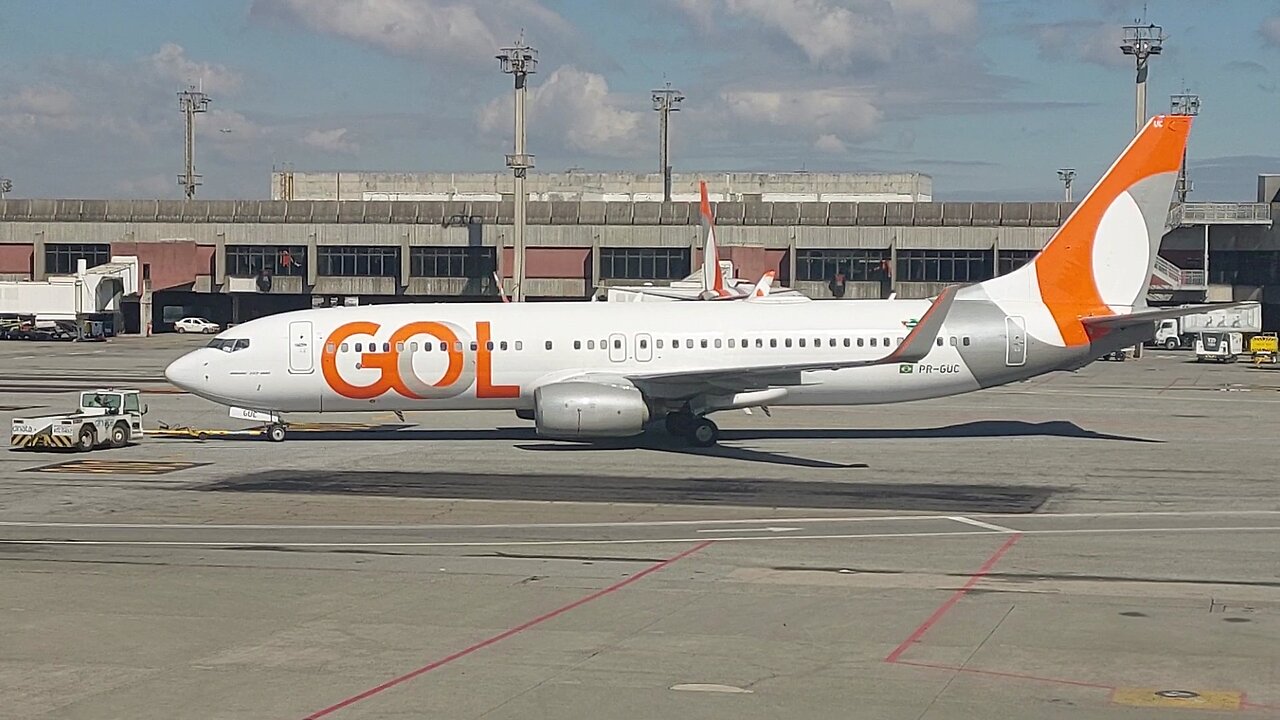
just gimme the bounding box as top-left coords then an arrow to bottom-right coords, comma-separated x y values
45,244 -> 110,274
897,250 -> 993,283
227,246 -> 307,277
599,247 -> 690,280
409,246 -> 496,278
1210,251 -> 1278,286
317,246 -> 400,277
997,250 -> 1037,276
796,249 -> 890,282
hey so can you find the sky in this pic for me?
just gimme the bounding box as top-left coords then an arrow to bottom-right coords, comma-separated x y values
0,0 -> 1277,201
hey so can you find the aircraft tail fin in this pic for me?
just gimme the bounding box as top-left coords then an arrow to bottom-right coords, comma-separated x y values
699,181 -> 730,298
973,114 -> 1191,346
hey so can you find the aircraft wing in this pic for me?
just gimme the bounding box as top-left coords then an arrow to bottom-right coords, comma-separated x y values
626,285 -> 959,398
1080,302 -> 1253,330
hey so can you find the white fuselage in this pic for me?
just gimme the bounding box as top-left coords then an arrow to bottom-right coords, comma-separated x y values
165,297 -> 1039,415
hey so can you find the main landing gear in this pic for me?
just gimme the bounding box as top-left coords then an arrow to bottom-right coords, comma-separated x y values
664,412 -> 719,447
265,423 -> 287,442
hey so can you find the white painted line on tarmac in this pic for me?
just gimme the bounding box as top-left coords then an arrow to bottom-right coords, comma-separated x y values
948,516 -> 1017,533
2,525 -> 1279,548
697,526 -> 800,534
0,509 -> 1277,531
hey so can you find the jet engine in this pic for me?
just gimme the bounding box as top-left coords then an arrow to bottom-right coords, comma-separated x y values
534,381 -> 650,438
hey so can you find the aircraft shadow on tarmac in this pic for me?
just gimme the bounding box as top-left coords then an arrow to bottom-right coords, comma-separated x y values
201,470 -> 1056,513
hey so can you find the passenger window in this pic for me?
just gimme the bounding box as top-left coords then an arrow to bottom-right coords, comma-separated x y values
588,340 -> 596,350
325,343 -> 336,353
640,339 -> 648,349
756,339 -> 764,348
454,342 -> 463,352
396,342 -> 405,352
439,342 -> 447,351
613,339 -> 622,349
355,342 -> 363,352
798,338 -> 806,348
574,340 -> 582,350
843,338 -> 851,347
656,339 -> 664,349
949,337 -> 957,346
828,338 -> 836,347
424,342 -> 433,352
785,338 -> 792,348
870,338 -> 877,347
883,337 -> 890,346
469,342 -> 478,352
742,338 -> 749,347
770,338 -> 777,348
962,337 -> 970,346
685,339 -> 693,348
340,343 -> 349,352
936,337 -> 943,347
857,338 -> 864,347
728,338 -> 736,349
814,338 -> 821,347
410,342 -> 418,352
545,340 -> 553,350
700,339 -> 708,349
713,338 -> 722,349
515,341 -> 523,351
382,343 -> 390,352
486,341 -> 494,351
500,341 -> 508,351
898,337 -> 904,344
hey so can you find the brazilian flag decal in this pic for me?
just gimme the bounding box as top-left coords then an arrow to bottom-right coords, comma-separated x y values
899,364 -> 914,374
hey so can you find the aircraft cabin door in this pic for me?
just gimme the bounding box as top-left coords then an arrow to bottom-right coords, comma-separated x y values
635,333 -> 653,362
1005,316 -> 1027,367
608,333 -> 626,363
289,320 -> 314,373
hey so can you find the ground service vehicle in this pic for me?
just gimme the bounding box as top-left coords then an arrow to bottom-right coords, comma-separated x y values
10,389 -> 146,451
1195,332 -> 1243,363
1151,302 -> 1263,349
174,317 -> 221,334
1251,333 -> 1278,366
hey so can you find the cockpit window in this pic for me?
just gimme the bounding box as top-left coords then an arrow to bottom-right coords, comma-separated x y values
206,338 -> 250,352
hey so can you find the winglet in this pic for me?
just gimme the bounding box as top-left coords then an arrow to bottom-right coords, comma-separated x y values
699,181 -> 729,298
751,270 -> 775,298
883,285 -> 960,364
493,271 -> 510,303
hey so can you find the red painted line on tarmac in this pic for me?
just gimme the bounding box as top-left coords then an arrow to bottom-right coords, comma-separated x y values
884,532 -> 1023,663
893,659 -> 1114,690
301,540 -> 714,720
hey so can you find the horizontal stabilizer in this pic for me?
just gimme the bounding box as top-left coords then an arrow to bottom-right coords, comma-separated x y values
1081,302 -> 1253,330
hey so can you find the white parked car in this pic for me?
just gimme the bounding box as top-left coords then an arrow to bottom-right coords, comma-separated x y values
174,317 -> 221,334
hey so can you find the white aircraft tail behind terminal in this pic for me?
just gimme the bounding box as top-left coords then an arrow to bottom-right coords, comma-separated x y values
167,114 -> 1231,446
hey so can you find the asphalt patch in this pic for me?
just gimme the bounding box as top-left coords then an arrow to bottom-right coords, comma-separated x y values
199,470 -> 1055,512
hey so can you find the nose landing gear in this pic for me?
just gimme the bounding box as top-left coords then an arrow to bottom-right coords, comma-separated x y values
664,412 -> 719,447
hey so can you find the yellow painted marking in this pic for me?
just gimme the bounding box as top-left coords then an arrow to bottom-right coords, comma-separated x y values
27,460 -> 201,476
1111,688 -> 1242,710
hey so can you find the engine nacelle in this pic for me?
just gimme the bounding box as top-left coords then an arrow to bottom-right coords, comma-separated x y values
534,382 -> 650,438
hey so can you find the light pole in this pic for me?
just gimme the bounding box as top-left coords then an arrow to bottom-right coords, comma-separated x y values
177,86 -> 211,199
1120,22 -> 1164,137
497,39 -> 537,302
1056,168 -> 1076,202
0,178 -> 11,199
651,82 -> 684,202
1170,91 -> 1200,203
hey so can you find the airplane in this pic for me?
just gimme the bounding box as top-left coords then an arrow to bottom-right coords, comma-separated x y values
603,181 -> 803,302
166,114 -> 1227,447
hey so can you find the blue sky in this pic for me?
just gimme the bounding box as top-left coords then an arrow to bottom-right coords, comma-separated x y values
0,0 -> 1276,200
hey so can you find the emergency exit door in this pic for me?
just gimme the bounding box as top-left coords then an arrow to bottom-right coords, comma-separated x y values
289,321 -> 314,373
1005,316 -> 1026,367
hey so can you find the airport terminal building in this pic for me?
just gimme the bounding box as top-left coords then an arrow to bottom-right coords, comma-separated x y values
0,171 -> 1275,332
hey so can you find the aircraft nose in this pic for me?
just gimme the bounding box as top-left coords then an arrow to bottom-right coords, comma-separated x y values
164,352 -> 205,393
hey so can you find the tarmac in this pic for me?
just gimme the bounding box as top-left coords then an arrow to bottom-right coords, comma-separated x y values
1,334 -> 1278,719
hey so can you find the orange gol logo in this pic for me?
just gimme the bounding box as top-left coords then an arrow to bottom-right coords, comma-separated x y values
321,320 -> 519,400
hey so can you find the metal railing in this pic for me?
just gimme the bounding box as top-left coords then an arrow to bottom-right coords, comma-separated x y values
1173,202 -> 1271,225
1152,255 -> 1207,289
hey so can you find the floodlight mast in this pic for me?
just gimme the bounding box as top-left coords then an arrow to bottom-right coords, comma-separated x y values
1056,168 -> 1076,202
497,39 -> 537,302
1120,22 -> 1164,136
651,82 -> 685,202
1170,91 -> 1200,202
177,87 -> 211,199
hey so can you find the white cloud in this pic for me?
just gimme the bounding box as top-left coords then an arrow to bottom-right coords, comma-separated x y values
1262,16 -> 1280,48
149,43 -> 243,94
251,0 -> 571,65
302,127 -> 360,154
720,86 -> 882,138
813,133 -> 848,154
0,85 -> 81,133
479,65 -> 644,157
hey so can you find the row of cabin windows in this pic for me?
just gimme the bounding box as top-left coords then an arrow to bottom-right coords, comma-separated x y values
330,335 -> 972,355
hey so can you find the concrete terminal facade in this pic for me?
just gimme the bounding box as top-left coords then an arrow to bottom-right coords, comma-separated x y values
0,190 -> 1274,332
272,170 -> 934,203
